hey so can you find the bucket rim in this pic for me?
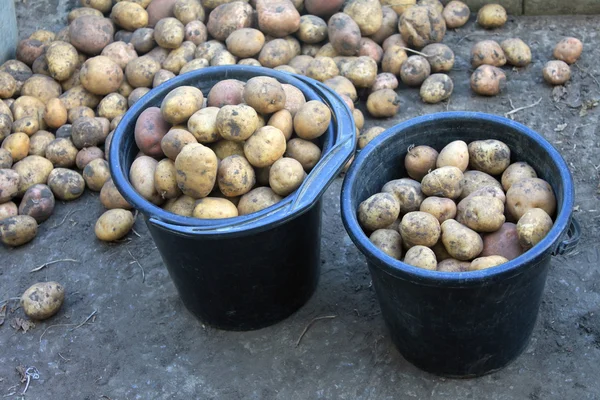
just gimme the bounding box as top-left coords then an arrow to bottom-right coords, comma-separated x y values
109,66 -> 355,237
341,111 -> 575,286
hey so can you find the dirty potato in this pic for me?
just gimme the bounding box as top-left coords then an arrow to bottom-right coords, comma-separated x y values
215,104 -> 259,142
369,229 -> 403,259
399,5 -> 446,49
83,158 -> 111,191
44,138 -> 78,168
243,126 -> 286,168
420,73 -> 453,103
0,215 -> 38,246
161,86 -> 203,124
400,211 -> 441,248
443,1 -> 470,29
441,219 -> 483,261
256,0 -> 301,38
367,89 -> 400,118
381,178 -> 425,214
269,157 -> 306,196
327,13 -> 362,56
542,60 -> 571,85
506,178 -> 556,220
421,166 -> 463,199
125,55 -> 161,88
130,156 -> 163,204
517,208 -> 553,250
369,5 -> 398,44
217,155 -> 255,197
358,192 -> 400,232
237,187 -> 283,215
468,139 -> 511,175
404,145 -> 438,181
206,2 -> 253,41
192,197 -> 238,219
160,129 -> 197,161
470,255 -> 508,271
553,37 -> 583,65
20,281 -> 64,320
174,143 -> 218,198
477,3 -> 507,29
501,162 -> 538,192
343,0 -> 383,36
293,101 -> 331,140
400,55 -> 431,87
471,40 -> 506,68
381,45 -> 408,76
501,38 -> 532,67
404,245 -> 437,270
47,168 -> 86,200
225,28 -> 265,58
284,138 -> 322,172
470,65 -> 506,96
457,195 -> 505,232
243,77 -> 286,115
357,126 -> 385,149
481,222 -> 523,260
154,158 -> 181,199
69,15 -> 114,55
460,170 -> 502,200
0,169 -> 19,203
436,140 -> 468,171
18,184 -> 55,223
422,43 -> 454,73
297,15 -> 328,44
100,179 -> 132,210
111,1 -> 149,31
162,195 -> 195,216
43,98 -> 68,129
420,196 -> 457,224
95,209 -> 135,241
186,107 -> 219,144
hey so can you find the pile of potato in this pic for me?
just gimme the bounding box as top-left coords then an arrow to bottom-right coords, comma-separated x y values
357,139 -> 557,272
128,75 -> 326,220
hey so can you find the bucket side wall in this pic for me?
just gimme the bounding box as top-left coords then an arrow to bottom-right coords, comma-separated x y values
0,0 -> 18,63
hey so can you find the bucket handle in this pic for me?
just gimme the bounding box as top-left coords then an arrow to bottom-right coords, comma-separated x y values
552,217 -> 581,256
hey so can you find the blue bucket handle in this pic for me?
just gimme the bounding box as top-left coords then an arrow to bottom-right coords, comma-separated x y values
552,217 -> 581,256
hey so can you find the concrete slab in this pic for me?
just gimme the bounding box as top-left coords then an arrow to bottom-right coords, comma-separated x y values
525,0 -> 600,15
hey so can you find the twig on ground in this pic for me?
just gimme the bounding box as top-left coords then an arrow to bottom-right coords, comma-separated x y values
131,228 -> 141,238
30,259 -> 79,273
39,310 -> 98,343
504,97 -> 542,118
397,47 -> 430,57
457,32 -> 478,45
21,367 -> 39,395
573,124 -> 592,136
295,315 -> 337,347
446,99 -> 451,111
127,248 -> 146,283
51,209 -> 79,229
0,297 -> 21,306
69,309 -> 97,331
58,353 -> 70,362
100,396 -> 113,400
575,63 -> 600,88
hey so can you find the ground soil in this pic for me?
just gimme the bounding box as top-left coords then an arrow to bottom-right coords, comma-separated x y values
1,4 -> 599,399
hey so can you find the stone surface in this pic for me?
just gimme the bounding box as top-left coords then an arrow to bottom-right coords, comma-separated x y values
525,0 -> 600,15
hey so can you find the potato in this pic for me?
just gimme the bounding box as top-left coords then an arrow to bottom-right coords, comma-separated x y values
543,61 -> 571,85
440,219 -> 483,261
380,0 -> 415,15
0,148 -> 12,169
404,245 -> 437,270
470,255 -> 509,271
29,29 -> 55,44
16,39 -> 45,67
456,195 -> 505,233
342,56 -> 378,88
303,57 -> 338,83
26,131 -> 53,158
68,6 -> 104,22
131,27 -> 157,54
174,143 -> 218,198
160,86 -> 203,125
80,0 -> 113,13
357,193 -> 400,232
11,95 -> 46,129
174,0 -> 205,24
100,179 -> 132,209
147,0 -> 178,26
163,194 -> 195,216
210,139 -> 245,160
367,89 -> 400,118
214,104 -> 257,143
399,5 -> 446,49
243,126 -> 286,168
296,15 -> 327,45
421,166 -> 463,199
460,170 -> 502,200
203,81 -> 244,110
42,98 -> 67,130
0,169 -> 19,203
2,132 -> 30,162
399,211 -> 440,248
20,281 -> 65,322
0,72 -> 16,99
497,162 -> 536,192
420,73 -> 453,103
183,21 -> 208,46
500,38 -> 531,67
59,85 -> 102,112
344,0 -> 383,36
126,55 -> 162,88
419,196 -> 456,224
321,78 -> 355,104
31,55 -> 51,77
436,140 -> 468,171
382,34 -> 407,52
20,75 -> 62,105
152,69 -> 176,88
304,0 -> 343,17
315,43 -> 338,58
95,209 -> 135,241
214,154 -> 255,197
206,2 -> 253,41
18,184 -> 54,223
477,3 -> 507,29
269,157 -> 306,196
282,84 -> 306,117
43,138 -> 77,168
68,106 -> 94,124
403,145 -> 437,182
12,117 -> 39,136
471,40 -> 506,68
381,178 -> 425,214
148,47 -> 172,64
481,222 -> 523,260
152,158 -> 181,200
0,60 -> 32,95
156,129 -> 197,162
46,168 -> 85,200
469,185 -> 506,204
179,58 -> 210,74
114,30 -> 134,43
243,77 -> 286,115
293,101 -> 331,140
443,1 -> 470,29
237,186 -> 282,215
222,29 -> 264,59
69,16 -> 114,56
553,37 -> 583,65
191,197 -> 237,219
111,1 -> 149,31
194,40 -> 224,61
179,109 -> 218,146
56,124 -> 73,140
286,56 -> 311,76
369,229 -> 403,259
506,178 -> 556,220
284,138 -> 321,172
399,55 -> 430,87
0,214 -> 37,247
327,13 -> 361,56
369,6 -> 398,44
357,126 -> 385,149
256,0 -> 301,38
380,45 -> 407,77
153,17 -> 185,49
129,155 -> 163,204
257,39 -> 293,68
74,147 -> 103,170
0,201 -> 18,220
128,89 -> 150,109
517,208 -> 553,250
437,258 -> 470,272
98,93 -> 129,120
468,139 -> 511,175
340,95 -> 355,112
420,43 -> 454,73
470,65 -> 506,96
59,69 -> 82,93
162,42 -> 196,74
265,110 -> 293,141
82,158 -> 111,191
70,116 -> 103,150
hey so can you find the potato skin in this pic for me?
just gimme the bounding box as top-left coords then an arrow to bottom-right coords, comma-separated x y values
436,140 -> 468,171
400,56 -> 431,87
175,143 -> 218,198
460,170 -> 502,200
297,15 -> 328,44
477,4 -> 507,29
71,116 -> 105,150
517,208 -> 553,250
420,196 -> 456,224
543,61 -> 571,85
217,155 -> 256,197
304,0 -> 344,17
216,104 -> 259,142
501,162 -> 537,192
0,201 -> 18,220
441,219 -> 483,261
506,178 -> 556,220
134,107 -> 170,158
111,1 -> 149,31
443,1 -> 470,29
2,131 -> 31,161
0,169 -> 20,203
284,138 -> 321,172
18,184 -> 55,223
69,16 -> 114,55
207,79 -> 245,108
45,138 -> 78,168
12,155 -> 54,195
501,38 -> 532,67
421,166 -> 463,199
358,193 -> 400,232
269,157 -> 306,196
404,245 -> 437,270
456,195 -> 505,233
161,86 -> 204,125
244,126 -> 286,168
437,258 -> 470,272
405,145 -> 438,181
47,168 -> 85,201
468,139 -> 511,175
481,222 -> 523,260
237,186 -> 283,215
328,13 -> 362,56
191,197 -> 238,219
470,255 -> 509,271
399,5 -> 446,49
471,40 -> 506,68
357,126 -> 385,150
381,178 -> 424,214
294,101 -> 331,140
226,28 -> 265,58
0,149 -> 12,169
553,37 -> 583,65
244,77 -> 286,115
0,215 -> 38,246
83,158 -> 111,191
371,72 -> 399,92
21,281 -> 64,320
154,158 -> 181,199
256,0 -> 301,38
43,98 -> 68,129
422,43 -> 455,73
367,89 -> 400,118
206,2 -> 253,41
381,45 -> 407,76
400,211 -> 441,248
470,65 -> 506,96
95,208 -> 135,241
126,55 -> 161,88
343,0 -> 383,36
160,128 -> 198,161
369,229 -> 403,260
130,156 -> 163,204
420,73 -> 453,104
154,17 -> 185,49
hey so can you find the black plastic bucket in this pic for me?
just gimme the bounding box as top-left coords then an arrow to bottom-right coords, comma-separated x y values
110,66 -> 355,331
341,112 -> 580,377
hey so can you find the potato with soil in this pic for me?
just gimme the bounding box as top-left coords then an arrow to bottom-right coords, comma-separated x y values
506,178 -> 556,220
130,156 -> 163,204
0,202 -> 18,220
469,255 -> 508,270
174,0 -> 205,24
501,38 -> 531,67
440,219 -> 483,261
206,79 -> 245,108
161,86 -> 203,125
44,138 -> 78,168
517,208 -> 553,250
369,6 -> 398,44
269,157 -> 306,197
305,57 -> 339,83
206,2 -> 253,41
420,196 -> 456,224
131,28 -> 156,54
343,0 -> 383,36
162,42 -> 196,74
195,40 -> 225,61
101,41 -> 138,70
0,115 -> 12,143
1,132 -> 30,162
404,245 -> 437,270
216,155 -> 256,197
75,147 -> 104,170
324,76 -> 357,102
341,56 -> 378,88
0,169 -> 19,203
399,211 -> 440,248
125,56 -> 161,88
257,39 -> 293,68
0,72 -> 17,99
153,69 -> 176,87
59,86 -> 102,111
174,143 -> 218,198
470,65 -> 506,96
244,77 -> 286,115
215,104 -> 258,142
436,140 -> 468,171
159,129 -> 198,161
69,16 -> 114,55
71,116 -> 105,149
0,215 -> 38,246
456,195 -> 505,233
20,281 -> 64,320
371,73 -> 399,92
381,179 -> 425,214
381,45 -> 407,77
367,89 -> 400,118
543,61 -> 571,85
154,158 -> 181,200
186,107 -> 219,144
13,156 -> 54,198
21,75 -> 62,104
83,158 -> 111,191
68,106 -> 95,123
0,149 -> 12,169
184,20 -> 207,46
237,187 -> 282,215
284,138 -> 321,172
162,195 -> 194,216
357,126 -> 385,150
26,131 -> 56,158
46,168 -> 84,201
95,209 -> 135,241
471,40 -> 506,68
154,17 -> 185,49
328,13 -> 362,56
477,4 -> 507,29
468,139 -> 510,175
293,101 -> 331,140
256,0 -> 301,38
421,166 -> 463,199
304,0 -> 343,17
399,5 -> 446,49
421,43 -> 454,73
460,170 -> 502,200
282,84 -> 306,117
68,6 -> 104,22
420,74 -> 453,104
297,15 -> 328,44
111,1 -> 149,31
243,126 -> 286,168
553,37 -> 583,65
12,117 -> 39,136
18,184 -> 55,223
225,29 -> 265,59
400,56 -> 431,87
12,95 -> 46,128
443,1 -> 470,29
499,162 -> 537,193
191,197 -> 237,219
180,58 -> 209,74
16,39 -> 45,67
369,229 -> 403,260
210,140 -> 245,161
481,222 -> 523,260
97,93 -> 128,120
99,179 -> 132,210
358,193 -> 400,232
43,99 -> 68,130
268,110 -> 293,141
405,145 -> 438,181
437,258 -> 470,272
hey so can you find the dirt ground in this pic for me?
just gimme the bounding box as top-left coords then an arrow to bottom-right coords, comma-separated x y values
1,3 -> 599,399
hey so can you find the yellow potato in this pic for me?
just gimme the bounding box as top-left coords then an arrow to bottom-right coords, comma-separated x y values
460,170 -> 503,200
369,229 -> 403,259
193,197 -> 238,219
243,77 -> 286,115
443,1 -> 470,29
357,126 -> 385,149
341,56 -> 378,88
420,196 -> 457,224
436,140 -> 468,171
45,138 -> 78,168
12,117 -> 39,136
358,192 -> 400,232
381,178 -> 425,214
154,17 -> 185,49
437,258 -> 471,272
161,86 -> 204,124
516,208 -> 553,250
161,129 -> 198,160
400,211 -> 440,248
470,65 -> 507,96
457,195 -> 505,233
501,162 -> 538,192
506,178 -> 556,220
97,93 -> 128,120
404,245 -> 437,270
0,215 -> 38,246
162,42 -> 196,74
469,255 -> 508,271
477,4 -> 507,29
420,73 -> 453,103
129,156 -> 163,204
47,168 -> 86,201
111,1 -> 149,31
468,139 -> 511,175
421,166 -> 463,199
441,219 -> 483,261
244,126 -> 287,168
404,145 -> 438,181
28,130 -> 55,157
20,281 -> 64,320
400,55 -> 431,87
226,28 -> 265,58
217,155 -> 256,197
293,100 -> 331,140
154,158 -> 182,200
399,4 -> 446,49
269,157 -> 306,196
501,38 -> 532,67
43,98 -> 68,129
471,40 -> 506,68
237,187 -> 283,215
174,143 -> 218,198
284,138 -> 322,172
210,140 -> 245,160
125,56 -> 161,88
12,155 -> 53,195
45,41 -> 79,81
343,0 -> 383,36
83,158 -> 111,191
282,84 -> 306,117
100,179 -> 132,210
216,104 -> 259,142
187,107 -> 220,144
95,209 -> 135,241
421,43 -> 455,73
367,89 -> 401,118
163,195 -> 195,217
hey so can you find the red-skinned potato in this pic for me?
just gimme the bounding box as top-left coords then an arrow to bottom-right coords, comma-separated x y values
328,13 -> 362,56
304,0 -> 344,18
134,107 -> 171,158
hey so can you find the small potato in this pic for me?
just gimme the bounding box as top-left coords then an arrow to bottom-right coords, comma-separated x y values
501,162 -> 537,192
210,140 -> 245,160
216,104 -> 259,142
126,55 -> 162,88
343,0 -> 383,36
404,245 -> 437,270
297,15 -> 328,44
47,168 -> 86,201
543,61 -> 571,85
161,86 -> 203,125
481,222 -> 523,260
471,40 -> 506,68
304,0 -> 344,17
0,215 -> 38,246
400,211 -> 440,248
353,109 -> 365,130
477,3 -> 507,29
129,155 -> 163,204
175,143 -> 218,198
134,107 -> 170,158
20,281 -> 64,320
405,145 -> 438,181
206,79 -> 245,108
179,58 -> 209,74
21,75 -> 62,105
59,67 -> 81,91
154,17 -> 185,49
43,98 -> 68,129
422,43 -> 454,73
358,126 -> 385,150
381,45 -> 408,77
18,184 -> 55,223
400,56 -> 431,87
358,192 -> 400,232
154,158 -> 181,199
517,208 -> 553,250
294,101 -> 331,140
367,89 -> 401,118
399,5 -> 446,49
187,107 -> 220,144
160,129 -> 198,161
368,6 -> 398,44
443,1 -> 470,29
195,40 -> 225,61
16,39 -> 45,67
216,155 -> 256,197
162,42 -> 196,74
268,110 -> 293,141
111,1 -> 149,31
244,77 -> 286,115
238,187 -> 283,215
100,178 -> 132,210
282,84 -> 306,117
225,28 -> 265,58
68,106 -> 95,124
244,126 -> 286,168
75,147 -> 104,170
69,16 -> 115,56
44,138 -> 78,168
470,255 -> 508,271
256,0 -> 301,38
341,56 -> 378,88
71,117 -> 105,150
553,37 -> 583,65
371,72 -> 399,92
0,72 -> 17,99
163,194 -> 195,216
153,69 -> 176,88
457,195 -> 505,233
12,117 -> 39,136
437,258 -> 470,272
192,197 -> 238,219
269,157 -> 306,197
28,130 -> 55,157
382,178 -> 425,214
305,57 -> 339,83
210,49 -> 237,66
184,21 -> 208,46
0,201 -> 18,220
369,229 -> 403,259
257,39 -> 293,68
31,55 -> 51,77
421,166 -> 463,199
470,65 -> 506,96
0,149 -> 12,168
420,197 -> 456,224
501,38 -> 532,67
83,158 -> 111,191
441,219 -> 483,261
206,2 -> 253,41
95,209 -> 135,241
420,73 -> 453,104
323,76 -> 357,102
2,132 -> 30,162
436,140 -> 468,171
327,13 -> 362,56
506,178 -> 556,220
284,138 -> 321,172
97,93 -> 128,120
131,27 -> 156,54
468,139 -> 511,175
0,169 -> 20,203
